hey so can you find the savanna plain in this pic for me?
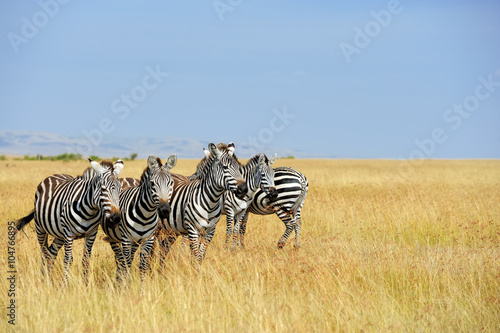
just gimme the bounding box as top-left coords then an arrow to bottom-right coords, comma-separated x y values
1,158 -> 499,332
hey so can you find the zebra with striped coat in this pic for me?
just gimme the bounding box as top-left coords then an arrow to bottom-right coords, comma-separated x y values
240,166 -> 308,249
15,159 -> 123,285
157,142 -> 248,262
189,150 -> 278,249
102,155 -> 176,286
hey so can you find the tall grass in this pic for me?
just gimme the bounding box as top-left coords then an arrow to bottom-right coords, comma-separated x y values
1,159 -> 499,332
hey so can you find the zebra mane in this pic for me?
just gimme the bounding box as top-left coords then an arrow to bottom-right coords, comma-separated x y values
193,152 -> 216,180
216,143 -> 240,163
246,154 -> 268,167
191,143 -> 240,180
100,160 -> 115,170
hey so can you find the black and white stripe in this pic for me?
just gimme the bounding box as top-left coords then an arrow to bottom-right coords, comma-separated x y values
15,159 -> 123,285
189,151 -> 278,249
102,155 -> 176,287
240,166 -> 308,249
158,143 -> 248,262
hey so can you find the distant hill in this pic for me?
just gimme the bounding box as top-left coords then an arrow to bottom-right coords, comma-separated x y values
0,130 -> 316,159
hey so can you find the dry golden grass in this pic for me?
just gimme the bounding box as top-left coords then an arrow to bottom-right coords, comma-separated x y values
1,158 -> 499,332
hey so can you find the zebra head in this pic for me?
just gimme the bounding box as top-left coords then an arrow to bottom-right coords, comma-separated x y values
143,155 -> 177,220
257,153 -> 278,202
89,159 -> 123,228
209,142 -> 248,199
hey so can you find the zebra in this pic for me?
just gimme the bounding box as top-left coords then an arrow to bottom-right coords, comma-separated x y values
157,142 -> 248,263
189,149 -> 279,249
102,155 -> 177,288
15,159 -> 124,285
240,166 -> 308,249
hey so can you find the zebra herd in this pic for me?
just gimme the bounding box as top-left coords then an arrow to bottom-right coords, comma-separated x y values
14,142 -> 308,288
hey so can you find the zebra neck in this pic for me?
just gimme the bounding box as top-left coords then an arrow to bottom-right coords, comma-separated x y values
85,176 -> 102,213
137,181 -> 157,213
200,173 -> 226,206
241,164 -> 260,193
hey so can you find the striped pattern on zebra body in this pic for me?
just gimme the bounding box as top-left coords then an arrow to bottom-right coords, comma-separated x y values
157,143 -> 248,263
15,159 -> 124,285
189,150 -> 279,249
120,177 -> 140,190
102,155 -> 176,287
242,166 -> 308,249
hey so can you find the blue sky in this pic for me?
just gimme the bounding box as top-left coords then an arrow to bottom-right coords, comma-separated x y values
1,0 -> 499,158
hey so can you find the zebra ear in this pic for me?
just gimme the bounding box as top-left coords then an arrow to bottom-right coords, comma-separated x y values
203,148 -> 210,159
166,154 -> 177,169
209,143 -> 221,160
113,160 -> 124,177
270,153 -> 277,164
258,153 -> 266,165
90,159 -> 105,175
227,142 -> 235,157
147,155 -> 159,170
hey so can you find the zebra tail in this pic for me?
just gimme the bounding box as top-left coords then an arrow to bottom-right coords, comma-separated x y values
15,210 -> 35,232
290,179 -> 308,214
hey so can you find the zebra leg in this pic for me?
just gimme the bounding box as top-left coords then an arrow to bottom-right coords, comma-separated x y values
180,234 -> 190,252
129,243 -> 139,270
276,209 -> 294,249
225,208 -> 234,245
36,227 -> 52,277
62,236 -> 75,286
158,231 -> 177,266
45,237 -> 64,278
82,231 -> 98,286
120,241 -> 134,283
232,211 -> 246,250
293,210 -> 303,249
238,211 -> 250,249
110,242 -> 127,284
186,224 -> 202,262
199,228 -> 216,261
139,238 -> 154,292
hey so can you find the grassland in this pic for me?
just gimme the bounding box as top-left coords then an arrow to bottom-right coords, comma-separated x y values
1,158 -> 499,332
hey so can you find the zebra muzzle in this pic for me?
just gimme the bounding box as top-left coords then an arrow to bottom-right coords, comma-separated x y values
158,200 -> 171,219
106,206 -> 121,228
235,180 -> 248,199
267,187 -> 279,202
